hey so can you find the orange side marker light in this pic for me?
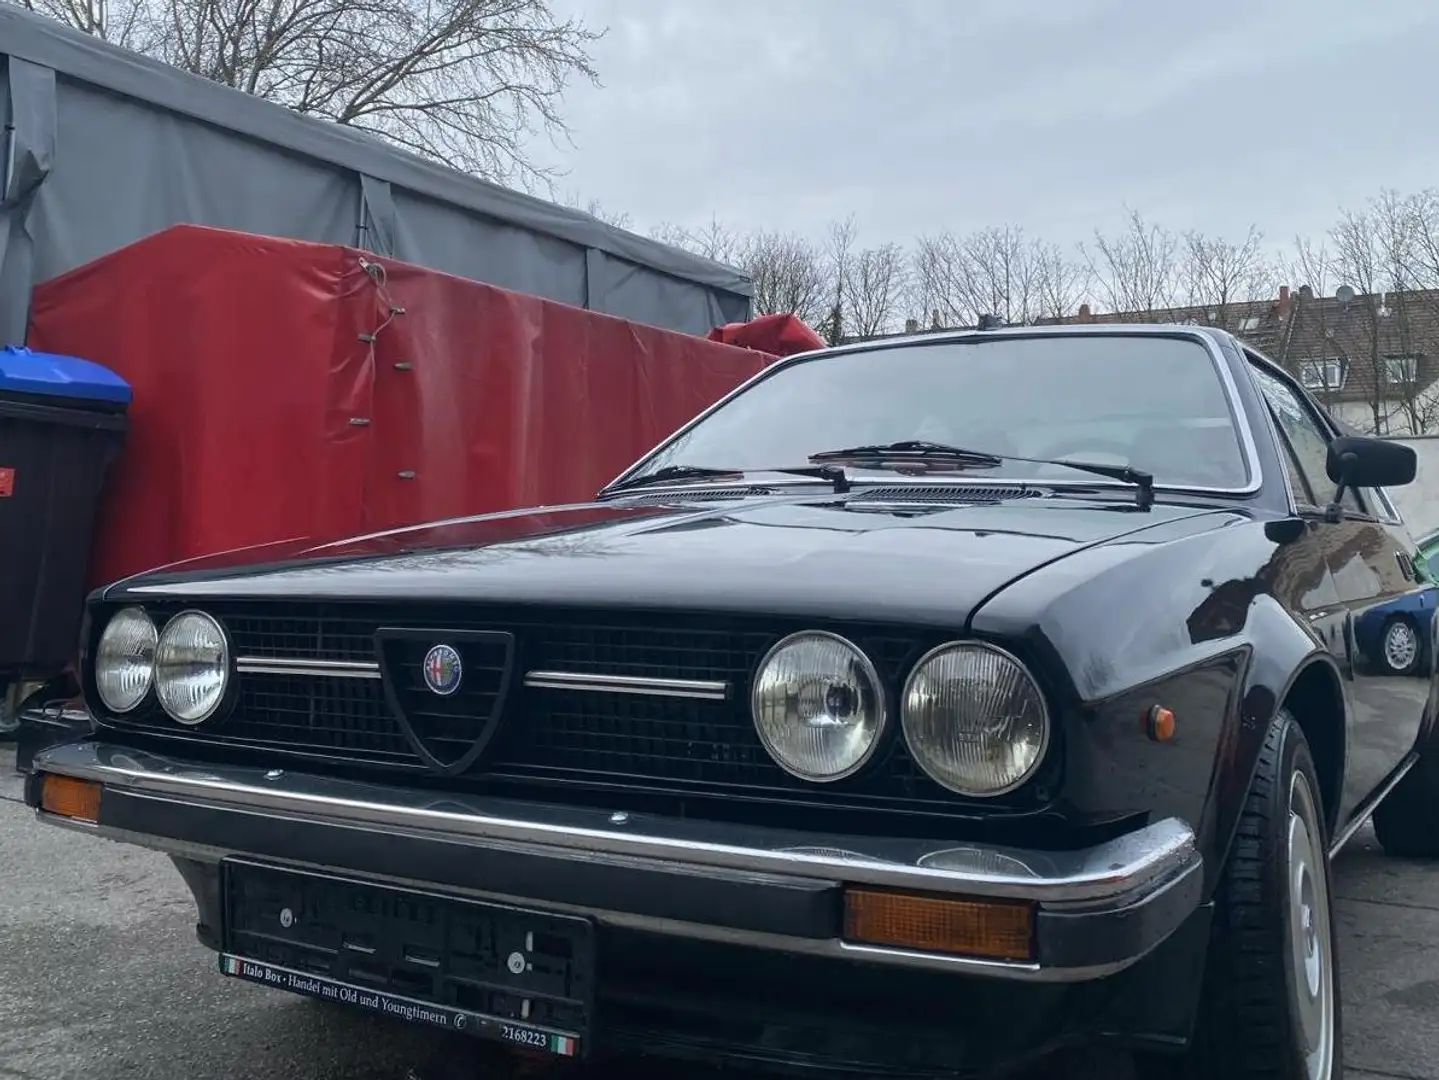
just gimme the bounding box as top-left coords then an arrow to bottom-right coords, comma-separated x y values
39,774 -> 103,823
1146,705 -> 1176,742
843,888 -> 1036,962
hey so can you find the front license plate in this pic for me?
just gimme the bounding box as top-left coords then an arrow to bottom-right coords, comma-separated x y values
218,859 -> 594,1058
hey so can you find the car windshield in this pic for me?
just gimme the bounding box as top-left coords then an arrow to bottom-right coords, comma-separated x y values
622,333 -> 1251,491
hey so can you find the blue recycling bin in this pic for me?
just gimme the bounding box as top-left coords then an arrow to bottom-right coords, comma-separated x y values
0,345 -> 131,682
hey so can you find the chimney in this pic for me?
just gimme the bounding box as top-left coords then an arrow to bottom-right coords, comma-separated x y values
904,317 -> 919,334
1077,303 -> 1092,323
1299,284 -> 1315,301
1277,285 -> 1291,320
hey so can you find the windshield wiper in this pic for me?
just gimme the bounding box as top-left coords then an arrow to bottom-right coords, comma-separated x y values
603,463 -> 851,498
808,440 -> 1154,510
809,440 -> 1006,469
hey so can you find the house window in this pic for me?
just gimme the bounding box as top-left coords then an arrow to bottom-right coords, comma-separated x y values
1238,315 -> 1261,331
1385,354 -> 1419,383
1299,358 -> 1346,392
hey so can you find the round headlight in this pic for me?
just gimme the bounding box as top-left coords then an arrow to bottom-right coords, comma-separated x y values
751,631 -> 885,782
94,607 -> 157,713
902,642 -> 1050,797
154,611 -> 230,725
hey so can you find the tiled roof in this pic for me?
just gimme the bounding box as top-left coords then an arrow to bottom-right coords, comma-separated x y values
1272,289 -> 1439,408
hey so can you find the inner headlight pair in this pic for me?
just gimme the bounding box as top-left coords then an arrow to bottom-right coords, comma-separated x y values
751,632 -> 1049,797
93,607 -> 230,724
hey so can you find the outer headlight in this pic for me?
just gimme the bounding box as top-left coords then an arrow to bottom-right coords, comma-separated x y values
751,630 -> 885,782
901,642 -> 1050,797
154,611 -> 230,725
94,607 -> 158,713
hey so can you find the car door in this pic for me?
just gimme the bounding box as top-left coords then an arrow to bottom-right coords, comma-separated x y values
1248,359 -> 1431,820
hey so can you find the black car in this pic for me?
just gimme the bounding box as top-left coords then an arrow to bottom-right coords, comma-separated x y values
19,325 -> 1438,1080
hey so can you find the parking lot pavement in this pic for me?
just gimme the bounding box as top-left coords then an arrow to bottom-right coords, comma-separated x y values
3,746 -> 1437,1080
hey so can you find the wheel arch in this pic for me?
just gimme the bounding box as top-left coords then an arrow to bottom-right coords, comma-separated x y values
1279,658 -> 1346,837
1207,596 -> 1350,882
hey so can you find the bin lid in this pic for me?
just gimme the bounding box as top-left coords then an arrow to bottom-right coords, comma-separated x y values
0,345 -> 132,405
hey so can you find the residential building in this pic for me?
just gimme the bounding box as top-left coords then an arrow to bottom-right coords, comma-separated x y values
1056,286 -> 1439,436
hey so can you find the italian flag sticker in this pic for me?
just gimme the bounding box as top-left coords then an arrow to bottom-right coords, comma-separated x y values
221,956 -> 242,975
547,1035 -> 576,1056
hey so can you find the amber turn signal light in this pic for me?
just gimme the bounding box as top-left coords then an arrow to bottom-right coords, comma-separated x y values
1145,705 -> 1176,742
843,887 -> 1036,962
39,774 -> 103,823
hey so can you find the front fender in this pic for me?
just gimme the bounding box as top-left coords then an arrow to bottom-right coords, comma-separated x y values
970,514 -> 1337,899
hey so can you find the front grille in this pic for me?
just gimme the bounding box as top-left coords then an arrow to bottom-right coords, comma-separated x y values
235,671 -> 408,760
103,602 -> 1003,816
376,629 -> 514,770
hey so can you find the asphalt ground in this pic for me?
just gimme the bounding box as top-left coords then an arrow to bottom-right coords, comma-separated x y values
2,745 -> 1435,1080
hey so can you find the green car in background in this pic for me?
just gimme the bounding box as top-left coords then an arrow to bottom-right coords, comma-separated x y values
1419,531 -> 1439,583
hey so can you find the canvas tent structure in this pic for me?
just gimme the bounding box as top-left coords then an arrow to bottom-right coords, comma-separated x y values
0,6 -> 753,346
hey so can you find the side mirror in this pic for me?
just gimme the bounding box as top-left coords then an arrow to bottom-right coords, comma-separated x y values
1326,435 -> 1417,489
1322,436 -> 1417,523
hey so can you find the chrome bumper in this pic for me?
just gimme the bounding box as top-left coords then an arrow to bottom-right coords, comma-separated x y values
28,739 -> 1204,983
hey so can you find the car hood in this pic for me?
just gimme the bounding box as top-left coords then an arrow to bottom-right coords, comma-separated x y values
107,494 -> 1232,628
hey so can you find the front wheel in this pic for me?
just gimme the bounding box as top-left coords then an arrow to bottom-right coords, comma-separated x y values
1180,710 -> 1341,1080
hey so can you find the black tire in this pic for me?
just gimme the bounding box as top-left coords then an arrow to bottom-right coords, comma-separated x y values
1180,709 -> 1342,1080
1373,754 -> 1439,857
1376,615 -> 1424,676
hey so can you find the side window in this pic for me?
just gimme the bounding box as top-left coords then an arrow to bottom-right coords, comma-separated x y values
1249,364 -> 1365,515
1363,486 -> 1405,526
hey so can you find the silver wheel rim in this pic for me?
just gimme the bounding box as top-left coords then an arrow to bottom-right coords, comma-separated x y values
1384,620 -> 1418,671
1288,768 -> 1335,1080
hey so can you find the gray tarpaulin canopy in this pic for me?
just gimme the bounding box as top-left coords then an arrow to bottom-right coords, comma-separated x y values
0,6 -> 752,345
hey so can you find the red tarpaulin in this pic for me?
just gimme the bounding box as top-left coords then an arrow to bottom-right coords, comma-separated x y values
707,312 -> 825,357
27,225 -> 774,588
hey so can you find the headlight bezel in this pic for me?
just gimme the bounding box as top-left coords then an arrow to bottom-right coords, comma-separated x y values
900,639 -> 1053,799
92,605 -> 159,715
152,609 -> 234,726
750,628 -> 889,784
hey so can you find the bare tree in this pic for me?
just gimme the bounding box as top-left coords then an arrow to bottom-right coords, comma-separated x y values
842,242 -> 908,339
1030,240 -> 1089,322
915,225 -> 1044,326
1276,237 -> 1336,406
914,226 -> 1088,327
13,0 -> 604,190
563,194 -> 631,230
1329,203 -> 1397,434
821,217 -> 857,344
650,218 -> 743,265
1285,236 -> 1333,300
1082,209 -> 1179,315
16,0 -> 151,43
1179,225 -> 1273,324
741,230 -> 829,327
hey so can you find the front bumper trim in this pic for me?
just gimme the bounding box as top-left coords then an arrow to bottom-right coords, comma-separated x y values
29,738 -> 1204,983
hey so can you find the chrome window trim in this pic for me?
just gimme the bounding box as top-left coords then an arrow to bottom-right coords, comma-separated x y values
1244,358 -> 1305,516
602,326 -> 1265,500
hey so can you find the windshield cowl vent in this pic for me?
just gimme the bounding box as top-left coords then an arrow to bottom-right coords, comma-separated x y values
614,486 -> 777,504
850,485 -> 1044,504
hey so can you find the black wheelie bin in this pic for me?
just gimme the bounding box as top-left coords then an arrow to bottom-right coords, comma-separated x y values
0,345 -> 131,739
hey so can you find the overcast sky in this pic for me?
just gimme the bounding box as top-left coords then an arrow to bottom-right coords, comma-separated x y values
536,0 -> 1439,256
